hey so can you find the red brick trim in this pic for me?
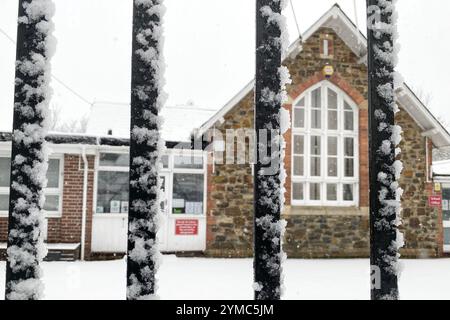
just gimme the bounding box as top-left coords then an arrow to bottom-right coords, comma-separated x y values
359,108 -> 369,207
429,138 -> 445,257
283,104 -> 293,206
288,72 -> 366,106
206,152 -> 215,246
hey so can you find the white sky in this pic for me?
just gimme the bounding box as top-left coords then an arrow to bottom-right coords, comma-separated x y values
0,0 -> 449,131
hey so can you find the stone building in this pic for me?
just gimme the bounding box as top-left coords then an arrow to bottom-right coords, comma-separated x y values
1,4 -> 449,261
197,4 -> 450,259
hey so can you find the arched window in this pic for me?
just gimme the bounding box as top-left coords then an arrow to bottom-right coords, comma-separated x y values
292,81 -> 359,206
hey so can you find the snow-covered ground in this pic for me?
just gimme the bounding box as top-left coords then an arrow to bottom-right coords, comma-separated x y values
1,256 -> 450,300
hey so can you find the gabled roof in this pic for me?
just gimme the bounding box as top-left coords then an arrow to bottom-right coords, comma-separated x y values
396,83 -> 450,148
197,4 -> 450,148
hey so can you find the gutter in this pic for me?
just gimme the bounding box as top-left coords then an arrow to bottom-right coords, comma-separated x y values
80,145 -> 88,261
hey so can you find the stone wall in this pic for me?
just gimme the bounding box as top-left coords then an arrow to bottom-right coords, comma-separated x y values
397,111 -> 442,258
206,92 -> 255,258
284,208 -> 369,258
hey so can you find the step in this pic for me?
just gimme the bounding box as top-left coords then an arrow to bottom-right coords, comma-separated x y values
0,243 -> 80,262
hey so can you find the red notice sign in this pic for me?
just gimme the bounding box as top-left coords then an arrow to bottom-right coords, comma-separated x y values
175,219 -> 198,236
429,195 -> 442,207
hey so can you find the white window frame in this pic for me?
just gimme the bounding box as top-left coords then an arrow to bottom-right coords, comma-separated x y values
442,184 -> 450,253
0,150 -> 11,216
170,149 -> 207,217
323,39 -> 329,57
44,155 -> 64,218
0,152 -> 64,218
93,148 -> 207,217
94,150 -> 130,216
291,81 -> 359,207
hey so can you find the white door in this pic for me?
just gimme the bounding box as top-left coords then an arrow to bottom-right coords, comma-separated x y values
165,170 -> 207,252
92,156 -> 129,253
157,174 -> 169,252
91,213 -> 128,253
92,174 -> 171,253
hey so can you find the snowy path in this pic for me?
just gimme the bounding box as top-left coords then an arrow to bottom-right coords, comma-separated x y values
1,256 -> 450,300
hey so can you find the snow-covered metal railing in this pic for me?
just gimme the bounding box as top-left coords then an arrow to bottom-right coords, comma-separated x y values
366,0 -> 404,300
5,0 -> 55,300
254,0 -> 290,300
126,0 -> 166,300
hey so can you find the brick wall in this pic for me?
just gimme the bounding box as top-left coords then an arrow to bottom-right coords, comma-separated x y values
0,154 -> 95,260
60,154 -> 95,259
47,219 -> 61,242
0,218 -> 6,242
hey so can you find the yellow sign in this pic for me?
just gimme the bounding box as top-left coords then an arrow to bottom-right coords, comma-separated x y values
435,183 -> 442,192
323,65 -> 334,77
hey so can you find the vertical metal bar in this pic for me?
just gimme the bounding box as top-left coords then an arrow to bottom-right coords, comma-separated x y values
254,0 -> 283,300
367,0 -> 401,300
5,0 -> 54,300
127,0 -> 165,300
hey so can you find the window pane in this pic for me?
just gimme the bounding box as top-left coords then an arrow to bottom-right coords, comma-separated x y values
294,108 -> 305,128
293,156 -> 304,176
328,137 -> 338,156
0,157 -> 11,187
96,171 -> 129,213
328,110 -> 337,130
293,183 -> 304,200
345,159 -> 354,177
160,155 -> 169,169
343,184 -> 354,201
328,158 -> 338,177
311,157 -> 321,176
344,101 -> 352,110
47,159 -> 60,188
296,97 -> 305,107
0,194 -> 8,211
160,176 -> 167,211
44,195 -> 59,212
100,153 -> 130,167
445,228 -> 450,245
444,209 -> 450,222
311,136 -> 321,155
327,184 -> 337,201
328,89 -> 337,109
311,110 -> 321,129
345,111 -> 354,131
443,189 -> 450,221
310,183 -> 321,201
311,88 -> 321,108
294,135 -> 304,154
345,138 -> 354,157
174,155 -> 204,169
172,174 -> 204,215
323,39 -> 329,56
